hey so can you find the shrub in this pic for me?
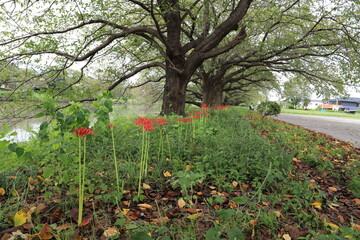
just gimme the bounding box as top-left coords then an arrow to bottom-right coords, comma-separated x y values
257,101 -> 281,117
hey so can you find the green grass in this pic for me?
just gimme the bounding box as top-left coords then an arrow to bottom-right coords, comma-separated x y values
0,103 -> 359,239
281,108 -> 360,119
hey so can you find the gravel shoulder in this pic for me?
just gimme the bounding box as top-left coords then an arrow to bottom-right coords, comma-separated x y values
274,113 -> 360,148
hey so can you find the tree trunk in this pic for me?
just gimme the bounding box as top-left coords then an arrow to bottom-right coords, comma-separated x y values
202,78 -> 224,107
161,58 -> 188,115
159,0 -> 189,116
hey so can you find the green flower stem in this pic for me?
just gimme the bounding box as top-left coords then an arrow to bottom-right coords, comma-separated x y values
77,137 -> 82,226
144,131 -> 150,177
111,127 -> 120,198
138,129 -> 146,197
157,129 -> 164,161
164,131 -> 172,160
78,136 -> 87,226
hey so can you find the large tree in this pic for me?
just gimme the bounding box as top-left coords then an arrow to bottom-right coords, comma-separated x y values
189,0 -> 360,107
0,0 -> 252,116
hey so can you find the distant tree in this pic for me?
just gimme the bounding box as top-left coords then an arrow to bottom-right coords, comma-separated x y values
257,101 -> 281,118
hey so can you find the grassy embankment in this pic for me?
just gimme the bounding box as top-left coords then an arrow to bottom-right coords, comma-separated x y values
0,104 -> 359,239
281,108 -> 360,119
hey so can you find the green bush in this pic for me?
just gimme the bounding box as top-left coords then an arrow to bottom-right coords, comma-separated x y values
257,101 -> 281,117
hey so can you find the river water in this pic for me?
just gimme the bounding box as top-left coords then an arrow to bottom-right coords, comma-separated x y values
3,104 -> 160,142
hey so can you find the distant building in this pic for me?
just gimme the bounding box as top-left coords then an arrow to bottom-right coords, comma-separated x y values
325,97 -> 360,111
307,99 -> 323,109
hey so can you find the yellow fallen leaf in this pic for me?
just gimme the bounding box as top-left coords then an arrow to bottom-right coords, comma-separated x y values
282,194 -> 294,198
178,198 -> 186,208
283,233 -> 292,240
325,222 -> 339,231
122,208 -> 130,215
163,171 -> 172,177
14,210 -> 28,227
328,187 -> 337,192
249,220 -> 257,226
310,201 -> 322,209
0,187 -> 5,195
28,177 -> 38,185
7,176 -> 17,179
209,186 -> 216,190
103,227 -> 119,238
137,203 -> 154,210
142,183 -> 151,190
232,181 -> 239,187
186,212 -> 202,220
151,217 -> 170,224
274,210 -> 282,218
186,165 -> 194,170
122,190 -> 131,194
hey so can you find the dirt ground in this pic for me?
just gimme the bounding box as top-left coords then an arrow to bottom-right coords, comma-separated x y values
275,113 -> 360,148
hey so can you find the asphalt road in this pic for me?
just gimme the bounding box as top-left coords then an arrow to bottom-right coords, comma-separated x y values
274,114 -> 360,148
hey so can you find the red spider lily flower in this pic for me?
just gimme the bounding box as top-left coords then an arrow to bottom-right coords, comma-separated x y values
108,124 -> 114,129
191,115 -> 200,119
201,104 -> 208,107
135,117 -> 152,126
182,118 -> 192,122
175,118 -> 192,123
202,107 -> 209,111
205,113 -> 210,117
143,123 -> 154,131
74,127 -> 94,139
134,117 -> 154,131
196,111 -> 203,115
156,118 -> 167,125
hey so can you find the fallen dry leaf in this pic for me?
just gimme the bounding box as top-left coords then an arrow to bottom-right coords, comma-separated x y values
103,227 -> 119,238
36,203 -> 48,214
13,210 -> 29,227
142,183 -> 151,190
55,224 -> 69,231
338,215 -> 345,224
178,198 -> 186,208
81,218 -> 92,226
35,222 -> 53,240
352,223 -> 360,233
353,198 -> 360,205
151,217 -> 170,224
0,187 -> 5,195
232,181 -> 239,187
186,165 -> 194,171
310,201 -> 322,209
186,212 -> 202,220
325,222 -> 339,231
122,208 -> 130,215
274,211 -> 282,218
163,171 -> 172,177
328,187 -> 338,192
283,233 -> 292,240
138,203 -> 154,210
282,194 -> 294,198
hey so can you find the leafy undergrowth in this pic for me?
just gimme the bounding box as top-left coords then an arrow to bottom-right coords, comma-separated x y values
0,103 -> 359,240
